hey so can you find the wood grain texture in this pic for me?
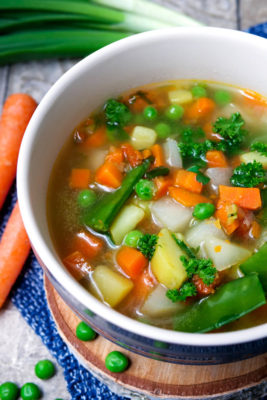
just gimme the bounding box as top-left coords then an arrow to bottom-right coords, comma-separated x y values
45,276 -> 267,400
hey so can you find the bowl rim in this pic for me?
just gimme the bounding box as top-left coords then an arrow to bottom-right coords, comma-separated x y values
17,26 -> 267,347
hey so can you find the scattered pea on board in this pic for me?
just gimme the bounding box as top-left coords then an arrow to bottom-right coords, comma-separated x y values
20,383 -> 41,400
0,382 -> 19,400
105,351 -> 129,373
76,321 -> 97,341
35,360 -> 55,380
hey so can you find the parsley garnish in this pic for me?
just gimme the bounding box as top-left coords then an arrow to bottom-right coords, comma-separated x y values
138,234 -> 158,260
180,255 -> 216,285
213,112 -> 247,154
187,165 -> 210,185
104,99 -> 132,128
166,282 -> 197,303
250,142 -> 267,157
178,139 -> 217,162
230,161 -> 265,187
171,235 -> 198,259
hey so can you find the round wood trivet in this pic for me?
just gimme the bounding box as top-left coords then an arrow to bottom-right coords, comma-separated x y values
45,276 -> 267,399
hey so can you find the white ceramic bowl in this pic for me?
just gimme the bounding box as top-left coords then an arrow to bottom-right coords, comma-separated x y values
17,27 -> 267,364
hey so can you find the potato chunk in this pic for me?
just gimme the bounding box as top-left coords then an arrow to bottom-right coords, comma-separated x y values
151,229 -> 187,289
130,126 -> 157,150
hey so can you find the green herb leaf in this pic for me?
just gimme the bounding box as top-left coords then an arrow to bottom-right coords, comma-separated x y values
146,166 -> 170,179
104,99 -> 132,128
230,161 -> 265,187
213,112 -> 247,154
180,255 -> 216,285
137,234 -> 158,260
166,282 -> 197,302
172,235 -> 197,259
250,142 -> 267,157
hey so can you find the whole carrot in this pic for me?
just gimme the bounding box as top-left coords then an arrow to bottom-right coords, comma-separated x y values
0,93 -> 37,210
0,201 -> 31,308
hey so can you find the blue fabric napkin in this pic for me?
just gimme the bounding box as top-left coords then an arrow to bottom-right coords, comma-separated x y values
1,22 -> 267,400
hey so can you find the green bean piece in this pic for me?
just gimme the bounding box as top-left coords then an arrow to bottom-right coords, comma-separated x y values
240,243 -> 267,292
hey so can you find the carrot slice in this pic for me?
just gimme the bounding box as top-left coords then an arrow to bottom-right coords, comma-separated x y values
142,149 -> 152,159
169,186 -> 212,207
74,231 -> 104,260
185,97 -> 215,121
0,202 -> 31,308
83,125 -> 107,148
250,220 -> 261,239
117,246 -> 148,280
206,150 -> 228,168
105,147 -> 124,165
151,144 -> 165,167
174,169 -> 203,193
0,94 -> 37,210
69,168 -> 91,189
63,250 -> 91,280
154,175 -> 173,199
95,161 -> 122,188
121,143 -> 143,167
219,185 -> 262,210
215,199 -> 239,235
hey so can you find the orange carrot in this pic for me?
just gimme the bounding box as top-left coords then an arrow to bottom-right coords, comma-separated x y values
206,150 -> 228,168
0,202 -> 31,308
151,144 -> 165,167
154,175 -> 173,199
121,143 -> 143,167
250,221 -> 261,239
63,250 -> 91,280
95,161 -> 122,188
83,125 -> 107,148
142,149 -> 152,159
174,169 -> 203,193
169,186 -> 212,207
105,147 -> 124,165
242,89 -> 267,108
215,199 -> 239,235
185,97 -> 215,121
69,168 -> 91,189
117,246 -> 148,280
0,94 -> 37,210
219,185 -> 262,210
74,231 -> 104,260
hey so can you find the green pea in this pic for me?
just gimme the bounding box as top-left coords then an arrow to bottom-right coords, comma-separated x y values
35,360 -> 55,380
77,189 -> 96,208
20,383 -> 41,400
124,230 -> 143,247
76,321 -> 97,341
0,382 -> 19,400
214,90 -> 231,106
155,122 -> 171,139
191,85 -> 207,98
143,106 -> 158,121
135,179 -> 155,200
105,351 -> 129,373
165,104 -> 184,120
193,203 -> 215,220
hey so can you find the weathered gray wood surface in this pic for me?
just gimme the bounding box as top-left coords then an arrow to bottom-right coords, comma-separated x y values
0,1 -> 266,399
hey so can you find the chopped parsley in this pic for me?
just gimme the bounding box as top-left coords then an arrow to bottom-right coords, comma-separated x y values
230,161 -> 265,187
187,165 -> 210,185
213,112 -> 247,154
181,126 -> 205,143
137,234 -> 158,260
172,234 -> 198,259
250,142 -> 267,157
180,255 -> 216,285
104,99 -> 132,128
166,282 -> 197,303
178,139 -> 217,162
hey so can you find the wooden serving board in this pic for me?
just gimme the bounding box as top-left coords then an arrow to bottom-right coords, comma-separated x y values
45,276 -> 267,399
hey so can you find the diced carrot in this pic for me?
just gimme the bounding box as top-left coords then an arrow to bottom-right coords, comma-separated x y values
95,161 -> 122,188
185,97 -> 215,122
154,175 -> 173,199
117,246 -> 148,280
142,149 -> 152,159
250,221 -> 261,239
63,250 -> 91,280
105,147 -> 124,165
206,150 -> 228,168
242,89 -> 267,108
174,169 -> 203,194
69,168 -> 91,189
202,122 -> 222,142
0,94 -> 37,210
83,125 -> 107,148
0,202 -> 31,308
169,186 -> 212,207
74,231 -> 104,260
219,185 -> 262,210
215,199 -> 239,235
121,143 -> 143,167
151,144 -> 165,167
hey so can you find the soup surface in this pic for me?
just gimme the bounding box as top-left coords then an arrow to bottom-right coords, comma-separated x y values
47,80 -> 267,333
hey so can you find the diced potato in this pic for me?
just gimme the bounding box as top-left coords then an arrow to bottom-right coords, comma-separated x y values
240,151 -> 267,169
204,237 -> 252,271
151,197 -> 192,232
131,126 -> 157,150
141,284 -> 186,317
110,204 -> 145,245
131,198 -> 152,217
151,229 -> 187,289
168,89 -> 193,105
91,265 -> 133,307
185,218 -> 226,249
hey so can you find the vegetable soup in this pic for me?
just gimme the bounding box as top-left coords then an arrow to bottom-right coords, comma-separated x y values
47,80 -> 267,333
